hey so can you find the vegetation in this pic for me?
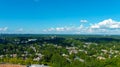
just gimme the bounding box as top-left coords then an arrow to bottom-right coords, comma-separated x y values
0,34 -> 120,67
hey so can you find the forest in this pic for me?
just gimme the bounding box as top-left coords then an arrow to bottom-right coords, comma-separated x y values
0,34 -> 120,67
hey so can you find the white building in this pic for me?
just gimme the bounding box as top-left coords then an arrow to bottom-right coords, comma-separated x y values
28,64 -> 49,67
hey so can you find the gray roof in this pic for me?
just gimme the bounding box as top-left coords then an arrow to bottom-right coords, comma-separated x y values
29,64 -> 49,67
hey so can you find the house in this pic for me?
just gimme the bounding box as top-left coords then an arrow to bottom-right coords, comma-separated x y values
66,47 -> 78,54
97,56 -> 106,60
62,54 -> 68,57
74,57 -> 84,62
33,53 -> 43,61
28,64 -> 49,67
101,49 -> 108,54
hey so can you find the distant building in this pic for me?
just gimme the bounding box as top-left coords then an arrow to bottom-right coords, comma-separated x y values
28,39 -> 37,42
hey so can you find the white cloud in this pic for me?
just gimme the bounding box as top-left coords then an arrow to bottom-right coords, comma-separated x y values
43,25 -> 85,33
17,28 -> 23,32
90,19 -> 120,29
0,27 -> 8,31
88,19 -> 120,34
56,27 -> 64,31
43,19 -> 120,34
47,28 -> 55,31
80,20 -> 88,23
44,26 -> 76,32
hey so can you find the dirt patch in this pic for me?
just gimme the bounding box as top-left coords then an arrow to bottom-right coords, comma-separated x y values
0,64 -> 26,67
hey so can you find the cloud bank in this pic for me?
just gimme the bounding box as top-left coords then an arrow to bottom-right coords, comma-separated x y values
80,20 -> 88,23
44,19 -> 120,34
17,28 -> 23,32
0,27 -> 8,31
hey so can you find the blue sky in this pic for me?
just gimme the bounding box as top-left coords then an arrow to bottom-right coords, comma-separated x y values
0,0 -> 120,34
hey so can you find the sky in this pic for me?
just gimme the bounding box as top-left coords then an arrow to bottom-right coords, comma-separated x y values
0,0 -> 120,34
